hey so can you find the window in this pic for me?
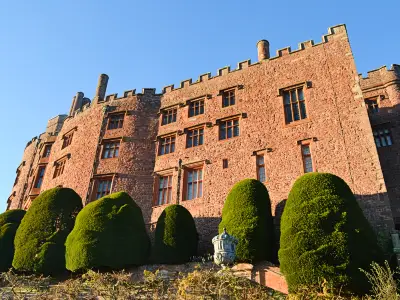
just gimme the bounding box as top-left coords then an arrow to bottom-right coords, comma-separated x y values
365,98 -> 379,114
62,132 -> 74,149
222,89 -> 235,107
13,170 -> 20,186
53,159 -> 66,178
185,167 -> 203,200
161,108 -> 177,125
301,144 -> 313,173
156,174 -> 172,206
256,155 -> 266,182
219,118 -> 239,140
283,87 -> 307,124
95,178 -> 112,200
108,114 -> 124,130
102,141 -> 120,158
222,159 -> 228,169
34,166 -> 46,189
373,127 -> 393,148
159,135 -> 176,155
186,128 -> 204,148
189,99 -> 204,117
43,144 -> 52,158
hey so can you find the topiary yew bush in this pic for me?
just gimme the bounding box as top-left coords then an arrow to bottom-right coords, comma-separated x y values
153,204 -> 198,264
65,191 -> 150,272
278,172 -> 384,295
13,187 -> 82,275
0,209 -> 26,271
218,179 -> 274,263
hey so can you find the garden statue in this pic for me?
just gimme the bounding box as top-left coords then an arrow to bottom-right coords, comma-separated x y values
212,228 -> 238,266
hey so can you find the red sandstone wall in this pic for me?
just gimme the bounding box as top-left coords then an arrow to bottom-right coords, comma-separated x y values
360,65 -> 400,226
152,25 -> 394,251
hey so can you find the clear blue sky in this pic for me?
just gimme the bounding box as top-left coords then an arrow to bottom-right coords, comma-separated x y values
1,0 -> 398,211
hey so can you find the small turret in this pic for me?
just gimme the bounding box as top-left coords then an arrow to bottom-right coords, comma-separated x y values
94,74 -> 109,103
257,40 -> 270,61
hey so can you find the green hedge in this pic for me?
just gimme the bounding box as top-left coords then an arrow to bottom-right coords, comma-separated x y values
0,209 -> 26,271
278,172 -> 384,294
219,179 -> 274,262
13,187 -> 82,275
153,205 -> 198,264
65,192 -> 150,272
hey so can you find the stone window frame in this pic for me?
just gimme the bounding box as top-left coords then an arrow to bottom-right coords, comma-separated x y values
372,123 -> 394,148
297,137 -> 317,174
278,81 -> 312,126
188,98 -> 205,118
218,85 -> 243,108
218,117 -> 240,140
107,112 -> 125,130
53,154 -> 71,178
182,161 -> 204,201
155,173 -> 173,207
157,133 -> 177,156
186,126 -> 204,148
101,138 -> 122,159
61,127 -> 77,149
33,165 -> 46,189
161,106 -> 178,126
90,173 -> 117,201
152,167 -> 176,207
42,143 -> 53,158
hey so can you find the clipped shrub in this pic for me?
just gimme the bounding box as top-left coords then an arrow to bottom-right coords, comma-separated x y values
153,204 -> 198,264
13,187 -> 82,275
278,172 -> 384,294
0,209 -> 26,271
66,191 -> 150,272
218,179 -> 274,262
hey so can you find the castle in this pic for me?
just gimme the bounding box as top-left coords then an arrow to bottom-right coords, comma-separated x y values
7,24 -> 400,251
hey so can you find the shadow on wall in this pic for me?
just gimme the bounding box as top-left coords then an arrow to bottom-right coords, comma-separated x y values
194,217 -> 222,255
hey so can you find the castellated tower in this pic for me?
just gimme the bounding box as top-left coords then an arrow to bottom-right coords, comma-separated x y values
7,24 -> 400,252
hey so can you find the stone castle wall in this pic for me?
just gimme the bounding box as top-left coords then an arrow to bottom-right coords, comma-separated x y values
7,24 -> 399,252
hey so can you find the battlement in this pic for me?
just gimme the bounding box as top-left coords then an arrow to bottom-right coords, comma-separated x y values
104,88 -> 160,102
162,24 -> 348,94
359,64 -> 400,90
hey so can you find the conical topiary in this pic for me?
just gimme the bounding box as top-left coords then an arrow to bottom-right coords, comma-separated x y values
278,172 -> 384,294
153,204 -> 198,264
0,209 -> 26,271
13,187 -> 82,275
218,179 -> 274,262
65,191 -> 150,272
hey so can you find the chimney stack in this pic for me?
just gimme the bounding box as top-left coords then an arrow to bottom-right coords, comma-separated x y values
69,92 -> 84,116
94,74 -> 109,102
257,40 -> 270,61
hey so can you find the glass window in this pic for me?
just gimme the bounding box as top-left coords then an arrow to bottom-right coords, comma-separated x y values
222,90 -> 235,107
108,114 -> 124,129
43,144 -> 52,158
62,132 -> 74,149
156,174 -> 173,206
186,168 -> 203,200
219,118 -> 239,140
189,99 -> 205,117
186,128 -> 204,148
373,127 -> 393,148
53,159 -> 66,178
34,166 -> 46,189
159,135 -> 176,155
301,144 -> 313,173
102,141 -> 120,158
283,87 -> 307,124
95,178 -> 112,199
162,108 -> 177,125
256,155 -> 266,182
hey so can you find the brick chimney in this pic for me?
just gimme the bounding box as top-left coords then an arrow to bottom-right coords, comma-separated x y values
94,74 -> 109,103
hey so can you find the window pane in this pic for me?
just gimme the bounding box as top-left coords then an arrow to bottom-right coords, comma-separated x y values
200,105 -> 204,114
302,145 -> 310,155
193,182 -> 197,198
297,88 -> 304,100
387,135 -> 393,146
258,166 -> 266,182
198,181 -> 203,197
300,102 -> 307,119
375,137 -> 381,147
285,106 -> 292,123
220,126 -> 226,140
234,124 -> 239,137
380,136 -> 387,147
227,126 -> 232,138
304,157 -> 313,173
291,90 -> 297,102
283,92 -> 290,104
187,183 -> 193,200
292,103 -> 300,121
257,155 -> 264,165
199,133 -> 203,145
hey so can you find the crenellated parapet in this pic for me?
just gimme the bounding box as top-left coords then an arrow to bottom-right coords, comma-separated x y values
359,64 -> 400,91
162,24 -> 348,94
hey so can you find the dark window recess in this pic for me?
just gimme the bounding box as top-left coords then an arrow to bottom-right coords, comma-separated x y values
159,136 -> 176,155
186,128 -> 204,148
162,108 -> 177,125
53,159 -> 66,178
219,118 -> 239,140
156,175 -> 172,206
186,168 -> 203,200
283,87 -> 307,124
95,178 -> 112,200
34,166 -> 46,189
301,144 -> 313,173
365,98 -> 379,114
108,114 -> 124,130
189,99 -> 204,117
102,141 -> 120,158
222,159 -> 228,169
373,128 -> 393,148
43,144 -> 52,157
256,155 -> 266,182
14,170 -> 20,186
222,90 -> 235,107
62,132 -> 74,149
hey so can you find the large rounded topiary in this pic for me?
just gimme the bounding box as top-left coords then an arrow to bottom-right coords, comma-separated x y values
65,191 -> 150,272
218,179 -> 274,262
278,172 -> 384,294
153,204 -> 198,264
0,209 -> 26,271
13,187 -> 82,275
